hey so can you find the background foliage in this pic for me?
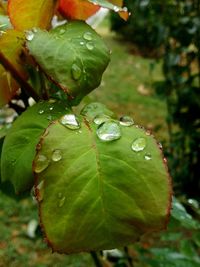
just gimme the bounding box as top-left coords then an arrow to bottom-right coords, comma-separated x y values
111,0 -> 200,199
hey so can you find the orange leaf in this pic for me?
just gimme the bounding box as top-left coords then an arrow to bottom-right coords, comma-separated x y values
8,0 -> 57,31
58,0 -> 100,20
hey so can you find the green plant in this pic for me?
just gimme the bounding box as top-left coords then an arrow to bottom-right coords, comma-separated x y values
0,0 -> 172,264
155,0 -> 200,199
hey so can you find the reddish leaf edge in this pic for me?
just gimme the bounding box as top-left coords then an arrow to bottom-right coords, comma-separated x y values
33,119 -> 173,254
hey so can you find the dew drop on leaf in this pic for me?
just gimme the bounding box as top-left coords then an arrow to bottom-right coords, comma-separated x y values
36,180 -> 44,202
145,130 -> 151,136
94,114 -> 110,125
59,114 -> 80,130
80,41 -> 85,45
34,155 -> 49,173
58,196 -> 66,208
52,149 -> 62,162
71,63 -> 82,80
119,116 -> 134,126
86,42 -> 94,51
83,32 -> 92,41
113,6 -> 120,12
97,121 -> 121,142
144,153 -> 152,161
38,110 -> 44,114
131,138 -> 146,152
26,31 -> 34,41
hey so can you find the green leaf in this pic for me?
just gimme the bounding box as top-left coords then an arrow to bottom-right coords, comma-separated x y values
26,21 -> 110,104
33,115 -> 171,253
1,100 -> 70,193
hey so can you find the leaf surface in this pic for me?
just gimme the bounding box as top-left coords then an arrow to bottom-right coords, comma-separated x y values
34,116 -> 172,253
1,100 -> 70,193
58,0 -> 100,20
8,0 -> 57,30
26,21 -> 110,104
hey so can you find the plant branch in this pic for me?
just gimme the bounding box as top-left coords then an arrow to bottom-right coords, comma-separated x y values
0,51 -> 40,101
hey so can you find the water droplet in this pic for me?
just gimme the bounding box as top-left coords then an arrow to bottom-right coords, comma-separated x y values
58,196 -> 66,207
59,29 -> 65,35
144,153 -> 152,161
131,138 -> 146,152
38,109 -> 44,114
94,114 -> 110,125
30,186 -> 37,203
49,106 -> 54,111
34,155 -> 49,173
59,114 -> 80,130
80,41 -> 85,45
71,63 -> 82,80
83,32 -> 92,41
145,130 -> 151,136
113,6 -> 120,12
97,121 -> 121,142
26,31 -> 34,41
163,157 -> 167,163
36,143 -> 42,150
32,27 -> 38,33
36,180 -> 44,202
119,116 -> 134,126
86,42 -> 94,51
52,149 -> 62,162
158,142 -> 163,149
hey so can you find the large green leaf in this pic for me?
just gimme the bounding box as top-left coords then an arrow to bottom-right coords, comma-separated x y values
26,21 -> 110,104
1,100 -> 70,193
33,114 -> 172,253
